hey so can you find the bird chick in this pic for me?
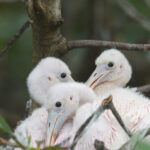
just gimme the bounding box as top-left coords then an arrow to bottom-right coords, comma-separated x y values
86,49 -> 150,135
44,82 -> 129,150
44,82 -> 98,146
10,82 -> 97,149
86,48 -> 132,96
27,57 -> 74,106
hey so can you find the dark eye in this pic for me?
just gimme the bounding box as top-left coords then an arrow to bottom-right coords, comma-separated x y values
55,101 -> 62,107
60,73 -> 67,78
108,62 -> 114,68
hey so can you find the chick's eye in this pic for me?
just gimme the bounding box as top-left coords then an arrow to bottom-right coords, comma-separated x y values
108,62 -> 114,68
60,73 -> 67,78
55,101 -> 62,107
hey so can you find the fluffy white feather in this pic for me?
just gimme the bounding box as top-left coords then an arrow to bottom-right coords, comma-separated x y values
27,57 -> 74,105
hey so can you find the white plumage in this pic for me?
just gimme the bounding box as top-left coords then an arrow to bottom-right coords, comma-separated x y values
86,48 -> 150,134
44,82 -> 129,150
10,82 -> 97,149
8,107 -> 48,149
27,57 -> 74,105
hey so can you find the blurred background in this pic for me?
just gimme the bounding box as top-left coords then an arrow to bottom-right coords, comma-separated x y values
0,0 -> 150,131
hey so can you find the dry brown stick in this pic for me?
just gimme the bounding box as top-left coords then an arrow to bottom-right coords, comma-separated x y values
106,97 -> 132,137
0,20 -> 30,58
115,0 -> 150,32
11,134 -> 26,149
67,40 -> 150,51
0,137 -> 17,147
137,84 -> 150,93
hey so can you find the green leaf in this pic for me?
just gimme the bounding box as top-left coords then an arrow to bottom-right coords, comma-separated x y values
43,146 -> 67,150
135,140 -> 150,150
0,115 -> 12,134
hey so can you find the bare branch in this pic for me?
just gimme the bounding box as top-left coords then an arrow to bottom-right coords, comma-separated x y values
137,84 -> 150,93
0,137 -> 17,147
115,0 -> 150,31
11,135 -> 26,149
0,0 -> 21,3
0,20 -> 30,58
68,40 -> 150,51
25,99 -> 32,118
144,0 -> 150,8
69,95 -> 112,150
107,99 -> 132,137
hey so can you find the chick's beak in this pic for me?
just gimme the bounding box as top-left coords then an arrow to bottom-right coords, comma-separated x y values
86,64 -> 112,89
45,110 -> 68,147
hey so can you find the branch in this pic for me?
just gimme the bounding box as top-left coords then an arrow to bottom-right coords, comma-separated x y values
0,0 -> 21,3
69,95 -> 112,150
106,99 -> 132,137
25,99 -> 32,118
137,84 -> 150,93
11,134 -> 26,149
0,20 -> 30,58
67,40 -> 150,51
115,0 -> 150,32
0,137 -> 17,147
144,0 -> 150,8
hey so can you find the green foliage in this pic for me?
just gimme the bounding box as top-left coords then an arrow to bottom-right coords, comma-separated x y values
0,115 -> 12,134
135,140 -> 150,150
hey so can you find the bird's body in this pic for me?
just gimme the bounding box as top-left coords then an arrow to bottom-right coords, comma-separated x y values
94,88 -> 150,134
86,49 -> 150,135
9,82 -> 96,149
9,107 -> 48,149
44,82 -> 130,150
8,57 -> 74,149
69,102 -> 129,150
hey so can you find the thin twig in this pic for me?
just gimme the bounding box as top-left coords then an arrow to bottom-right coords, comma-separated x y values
137,84 -> 150,93
107,99 -> 132,137
0,137 -> 17,147
68,40 -> 150,51
69,95 -> 112,150
25,99 -> 32,118
115,0 -> 150,32
11,135 -> 26,149
0,20 -> 30,58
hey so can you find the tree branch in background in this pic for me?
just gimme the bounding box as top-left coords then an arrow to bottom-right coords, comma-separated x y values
137,84 -> 150,93
144,0 -> 150,9
0,137 -> 17,147
0,20 -> 30,58
26,0 -> 67,65
67,40 -> 150,51
0,0 -> 21,3
114,0 -> 150,32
